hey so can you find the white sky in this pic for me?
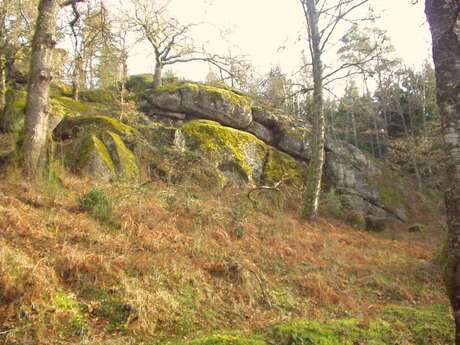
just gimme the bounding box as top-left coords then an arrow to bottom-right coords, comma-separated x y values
125,0 -> 432,83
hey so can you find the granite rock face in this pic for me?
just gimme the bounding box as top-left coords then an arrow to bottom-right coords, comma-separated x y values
136,82 -> 409,222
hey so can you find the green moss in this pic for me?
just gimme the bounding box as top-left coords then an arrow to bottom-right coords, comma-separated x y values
68,133 -> 115,175
182,120 -> 267,180
381,304 -> 454,345
51,95 -> 112,117
12,90 -> 27,111
80,89 -> 117,104
53,96 -> 93,114
55,115 -> 136,139
91,135 -> 115,171
185,334 -> 266,345
53,291 -> 88,336
50,82 -> 73,97
263,148 -> 306,188
80,287 -> 133,333
106,131 -> 139,179
127,74 -> 154,94
272,319 -> 392,345
154,82 -> 251,109
79,188 -> 113,222
284,127 -> 311,142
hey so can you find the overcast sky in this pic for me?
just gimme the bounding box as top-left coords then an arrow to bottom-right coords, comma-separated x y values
126,0 -> 432,82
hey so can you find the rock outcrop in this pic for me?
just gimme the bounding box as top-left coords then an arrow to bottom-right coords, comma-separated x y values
53,81 -> 407,224
54,116 -> 139,181
142,82 -> 253,129
140,82 -> 408,223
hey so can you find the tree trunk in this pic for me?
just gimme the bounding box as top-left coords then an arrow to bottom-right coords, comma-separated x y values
72,54 -> 83,101
302,0 -> 325,220
153,62 -> 162,89
0,52 -> 17,133
23,0 -> 59,177
425,1 -> 460,343
351,109 -> 358,148
0,62 -> 5,117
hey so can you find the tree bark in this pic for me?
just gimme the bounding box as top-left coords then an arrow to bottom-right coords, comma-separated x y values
23,0 -> 60,176
71,54 -> 83,101
0,61 -> 5,117
153,62 -> 163,89
425,1 -> 460,343
0,52 -> 17,133
302,0 -> 325,220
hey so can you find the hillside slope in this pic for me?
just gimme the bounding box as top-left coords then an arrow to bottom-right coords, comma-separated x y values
0,164 -> 452,344
0,83 -> 453,344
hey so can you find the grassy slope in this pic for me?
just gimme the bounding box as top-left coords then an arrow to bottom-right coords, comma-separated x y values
0,91 -> 452,344
0,161 -> 451,344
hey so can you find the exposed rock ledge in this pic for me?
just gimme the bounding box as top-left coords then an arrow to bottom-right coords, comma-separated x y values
139,82 -> 408,223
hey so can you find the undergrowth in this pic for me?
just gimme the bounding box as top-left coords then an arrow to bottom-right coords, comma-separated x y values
0,157 -> 451,344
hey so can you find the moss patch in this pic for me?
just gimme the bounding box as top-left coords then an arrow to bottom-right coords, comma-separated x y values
53,291 -> 88,336
381,304 -> 454,345
106,131 -> 139,179
154,82 -> 251,109
263,148 -> 307,188
182,120 -> 267,181
55,115 -> 136,140
272,319 -> 393,345
185,334 -> 266,345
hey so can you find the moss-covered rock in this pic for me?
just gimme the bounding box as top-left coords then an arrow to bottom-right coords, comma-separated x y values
278,126 -> 312,160
181,120 -> 267,185
263,148 -> 307,188
146,82 -> 253,129
55,115 -> 139,180
105,131 -> 139,179
54,115 -> 136,141
67,133 -> 116,181
80,89 -> 118,105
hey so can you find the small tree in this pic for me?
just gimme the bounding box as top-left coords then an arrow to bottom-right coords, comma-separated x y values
299,0 -> 374,219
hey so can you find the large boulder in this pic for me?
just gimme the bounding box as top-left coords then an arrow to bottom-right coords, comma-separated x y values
277,126 -> 312,160
325,137 -> 407,222
177,119 -> 307,187
141,82 -> 409,222
145,83 -> 253,129
54,116 -> 139,180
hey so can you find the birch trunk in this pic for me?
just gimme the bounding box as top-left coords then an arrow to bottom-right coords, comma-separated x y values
425,1 -> 460,343
0,63 -> 5,118
302,0 -> 325,220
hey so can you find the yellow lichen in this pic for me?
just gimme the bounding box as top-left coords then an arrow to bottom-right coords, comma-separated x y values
263,148 -> 307,188
153,82 -> 251,109
106,131 -> 139,179
181,120 -> 267,180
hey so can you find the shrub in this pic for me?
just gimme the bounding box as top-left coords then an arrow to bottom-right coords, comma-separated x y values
80,188 -> 113,222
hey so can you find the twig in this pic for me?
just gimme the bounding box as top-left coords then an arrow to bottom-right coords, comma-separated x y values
247,176 -> 290,203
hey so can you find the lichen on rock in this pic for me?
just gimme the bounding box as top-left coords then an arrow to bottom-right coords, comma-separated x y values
263,148 -> 307,188
146,82 -> 253,129
181,120 -> 267,184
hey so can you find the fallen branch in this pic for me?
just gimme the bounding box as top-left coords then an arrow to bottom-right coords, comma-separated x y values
247,176 -> 290,204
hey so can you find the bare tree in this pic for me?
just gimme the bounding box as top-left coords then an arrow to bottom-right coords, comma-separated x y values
129,0 -> 245,89
299,0 -> 373,219
23,0 -> 85,177
425,0 -> 460,343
